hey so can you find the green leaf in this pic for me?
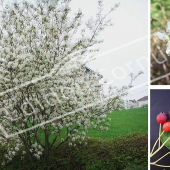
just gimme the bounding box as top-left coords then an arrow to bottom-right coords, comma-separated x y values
160,126 -> 170,150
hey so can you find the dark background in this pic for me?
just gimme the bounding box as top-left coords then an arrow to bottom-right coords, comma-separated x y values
151,90 -> 170,170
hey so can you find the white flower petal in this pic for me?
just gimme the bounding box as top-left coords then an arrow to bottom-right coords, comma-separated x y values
166,43 -> 170,54
157,32 -> 168,41
167,21 -> 170,34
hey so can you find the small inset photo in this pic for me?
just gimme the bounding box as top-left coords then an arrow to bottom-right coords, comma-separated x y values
151,1 -> 170,85
151,89 -> 170,169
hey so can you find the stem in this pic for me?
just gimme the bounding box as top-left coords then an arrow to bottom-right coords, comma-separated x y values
55,125 -> 80,150
152,151 -> 170,164
18,134 -> 34,164
44,126 -> 49,164
151,136 -> 170,157
81,4 -> 119,55
159,123 -> 161,148
150,162 -> 170,167
150,131 -> 164,155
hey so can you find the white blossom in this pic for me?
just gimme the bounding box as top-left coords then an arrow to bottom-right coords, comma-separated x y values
157,21 -> 170,54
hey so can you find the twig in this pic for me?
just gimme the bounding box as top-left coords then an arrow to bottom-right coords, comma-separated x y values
150,131 -> 164,155
151,136 -> 170,157
152,151 -> 170,164
159,123 -> 161,147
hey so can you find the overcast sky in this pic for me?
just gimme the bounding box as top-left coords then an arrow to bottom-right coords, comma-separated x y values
70,0 -> 148,101
2,0 -> 148,101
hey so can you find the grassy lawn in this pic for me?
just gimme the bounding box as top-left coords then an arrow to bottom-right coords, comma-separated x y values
32,108 -> 148,142
87,108 -> 148,138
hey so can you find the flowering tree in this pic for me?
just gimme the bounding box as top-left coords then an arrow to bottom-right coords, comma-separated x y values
0,0 -> 142,166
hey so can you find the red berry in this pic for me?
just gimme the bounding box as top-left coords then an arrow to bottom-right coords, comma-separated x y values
163,122 -> 170,132
169,111 -> 170,117
156,112 -> 167,124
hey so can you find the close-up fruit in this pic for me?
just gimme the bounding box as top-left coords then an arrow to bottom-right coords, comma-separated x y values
156,112 -> 167,124
163,122 -> 170,132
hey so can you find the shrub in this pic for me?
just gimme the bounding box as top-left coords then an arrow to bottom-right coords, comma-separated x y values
0,0 -> 143,166
141,104 -> 148,108
0,132 -> 148,170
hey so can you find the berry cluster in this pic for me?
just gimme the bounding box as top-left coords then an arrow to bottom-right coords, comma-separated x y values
156,112 -> 170,132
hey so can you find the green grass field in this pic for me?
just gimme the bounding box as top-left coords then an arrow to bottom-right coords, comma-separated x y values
87,108 -> 148,138
37,108 -> 148,142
